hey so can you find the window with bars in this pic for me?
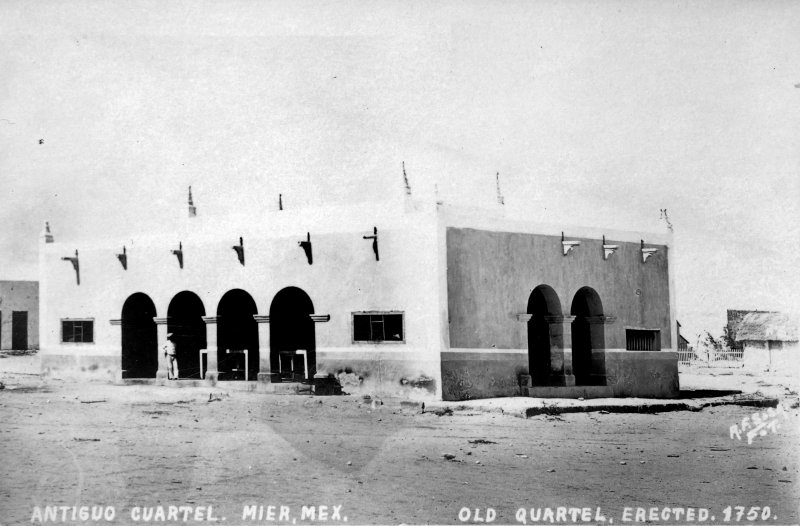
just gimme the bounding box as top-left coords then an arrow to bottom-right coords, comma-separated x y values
625,329 -> 660,351
352,312 -> 404,343
61,319 -> 94,343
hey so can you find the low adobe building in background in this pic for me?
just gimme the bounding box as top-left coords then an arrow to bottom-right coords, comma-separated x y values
38,187 -> 678,400
727,309 -> 799,373
0,280 -> 39,351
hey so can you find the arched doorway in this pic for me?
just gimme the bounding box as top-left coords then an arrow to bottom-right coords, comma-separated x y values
167,291 -> 206,379
570,287 -> 604,385
527,285 -> 561,385
269,287 -> 315,382
217,289 -> 259,381
121,293 -> 158,379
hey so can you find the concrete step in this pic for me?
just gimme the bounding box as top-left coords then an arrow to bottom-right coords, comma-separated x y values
122,378 -> 156,386
258,382 -> 314,395
122,378 -> 259,391
524,385 -> 614,398
121,378 -> 318,395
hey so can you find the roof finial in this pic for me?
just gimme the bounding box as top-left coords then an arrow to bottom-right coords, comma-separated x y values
496,172 -> 504,206
41,221 -> 54,243
660,208 -> 673,232
402,161 -> 412,196
188,186 -> 197,217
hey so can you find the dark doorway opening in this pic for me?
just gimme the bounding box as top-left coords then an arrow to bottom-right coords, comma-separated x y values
167,291 -> 206,379
527,285 -> 561,385
12,311 -> 28,350
570,287 -> 604,385
217,289 -> 259,381
121,293 -> 158,378
269,287 -> 315,382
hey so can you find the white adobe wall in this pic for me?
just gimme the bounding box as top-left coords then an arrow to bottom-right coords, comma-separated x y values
39,199 -> 444,397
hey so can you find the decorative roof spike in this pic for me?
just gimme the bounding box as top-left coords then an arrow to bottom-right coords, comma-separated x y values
42,221 -> 54,243
496,172 -> 504,206
188,186 -> 197,217
659,208 -> 673,232
402,161 -> 412,196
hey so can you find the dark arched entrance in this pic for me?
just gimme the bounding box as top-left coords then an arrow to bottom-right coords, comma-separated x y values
570,287 -> 604,385
527,285 -> 561,385
121,293 -> 158,379
167,291 -> 206,379
269,287 -> 315,382
217,289 -> 259,381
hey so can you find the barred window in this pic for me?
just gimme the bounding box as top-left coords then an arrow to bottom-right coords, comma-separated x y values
626,329 -> 660,351
62,319 -> 94,343
352,312 -> 404,343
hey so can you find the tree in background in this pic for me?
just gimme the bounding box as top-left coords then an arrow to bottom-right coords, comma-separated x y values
698,326 -> 741,363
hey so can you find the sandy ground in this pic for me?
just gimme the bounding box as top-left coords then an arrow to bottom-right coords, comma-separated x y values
1,358 -> 798,526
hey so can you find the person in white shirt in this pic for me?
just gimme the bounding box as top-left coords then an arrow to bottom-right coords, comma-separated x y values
163,333 -> 178,380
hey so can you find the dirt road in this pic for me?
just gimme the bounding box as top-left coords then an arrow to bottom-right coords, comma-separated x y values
1,379 -> 798,526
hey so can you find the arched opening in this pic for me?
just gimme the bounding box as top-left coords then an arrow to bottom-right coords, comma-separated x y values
269,286 -> 315,382
527,285 -> 561,385
121,293 -> 158,379
217,289 -> 259,381
570,287 -> 604,385
167,291 -> 206,379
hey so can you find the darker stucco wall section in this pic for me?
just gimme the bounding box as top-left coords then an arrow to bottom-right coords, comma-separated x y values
440,350 -> 679,400
441,352 -> 527,400
446,228 -> 671,350
605,351 -> 680,397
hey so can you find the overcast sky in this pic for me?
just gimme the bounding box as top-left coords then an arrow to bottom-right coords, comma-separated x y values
1,0 -> 798,340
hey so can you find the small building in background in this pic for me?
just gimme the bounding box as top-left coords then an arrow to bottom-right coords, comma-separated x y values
727,310 -> 799,372
676,321 -> 694,364
0,281 -> 39,351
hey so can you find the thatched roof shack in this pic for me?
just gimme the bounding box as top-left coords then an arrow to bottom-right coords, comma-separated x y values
727,310 -> 799,343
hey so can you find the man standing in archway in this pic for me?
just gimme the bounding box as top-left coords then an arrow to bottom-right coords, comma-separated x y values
163,333 -> 178,380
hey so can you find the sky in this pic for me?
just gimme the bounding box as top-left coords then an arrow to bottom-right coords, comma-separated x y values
1,0 -> 798,341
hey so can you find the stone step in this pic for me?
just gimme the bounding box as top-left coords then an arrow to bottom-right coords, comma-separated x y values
121,378 -> 320,395
122,378 -> 258,390
524,385 -> 614,398
122,378 -> 156,386
257,382 -> 314,395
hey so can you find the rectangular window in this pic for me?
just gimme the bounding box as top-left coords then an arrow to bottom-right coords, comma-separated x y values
61,319 -> 94,343
352,312 -> 404,343
626,329 -> 660,351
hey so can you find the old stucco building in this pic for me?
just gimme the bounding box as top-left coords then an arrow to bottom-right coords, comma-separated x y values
0,280 -> 39,351
38,189 -> 678,400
